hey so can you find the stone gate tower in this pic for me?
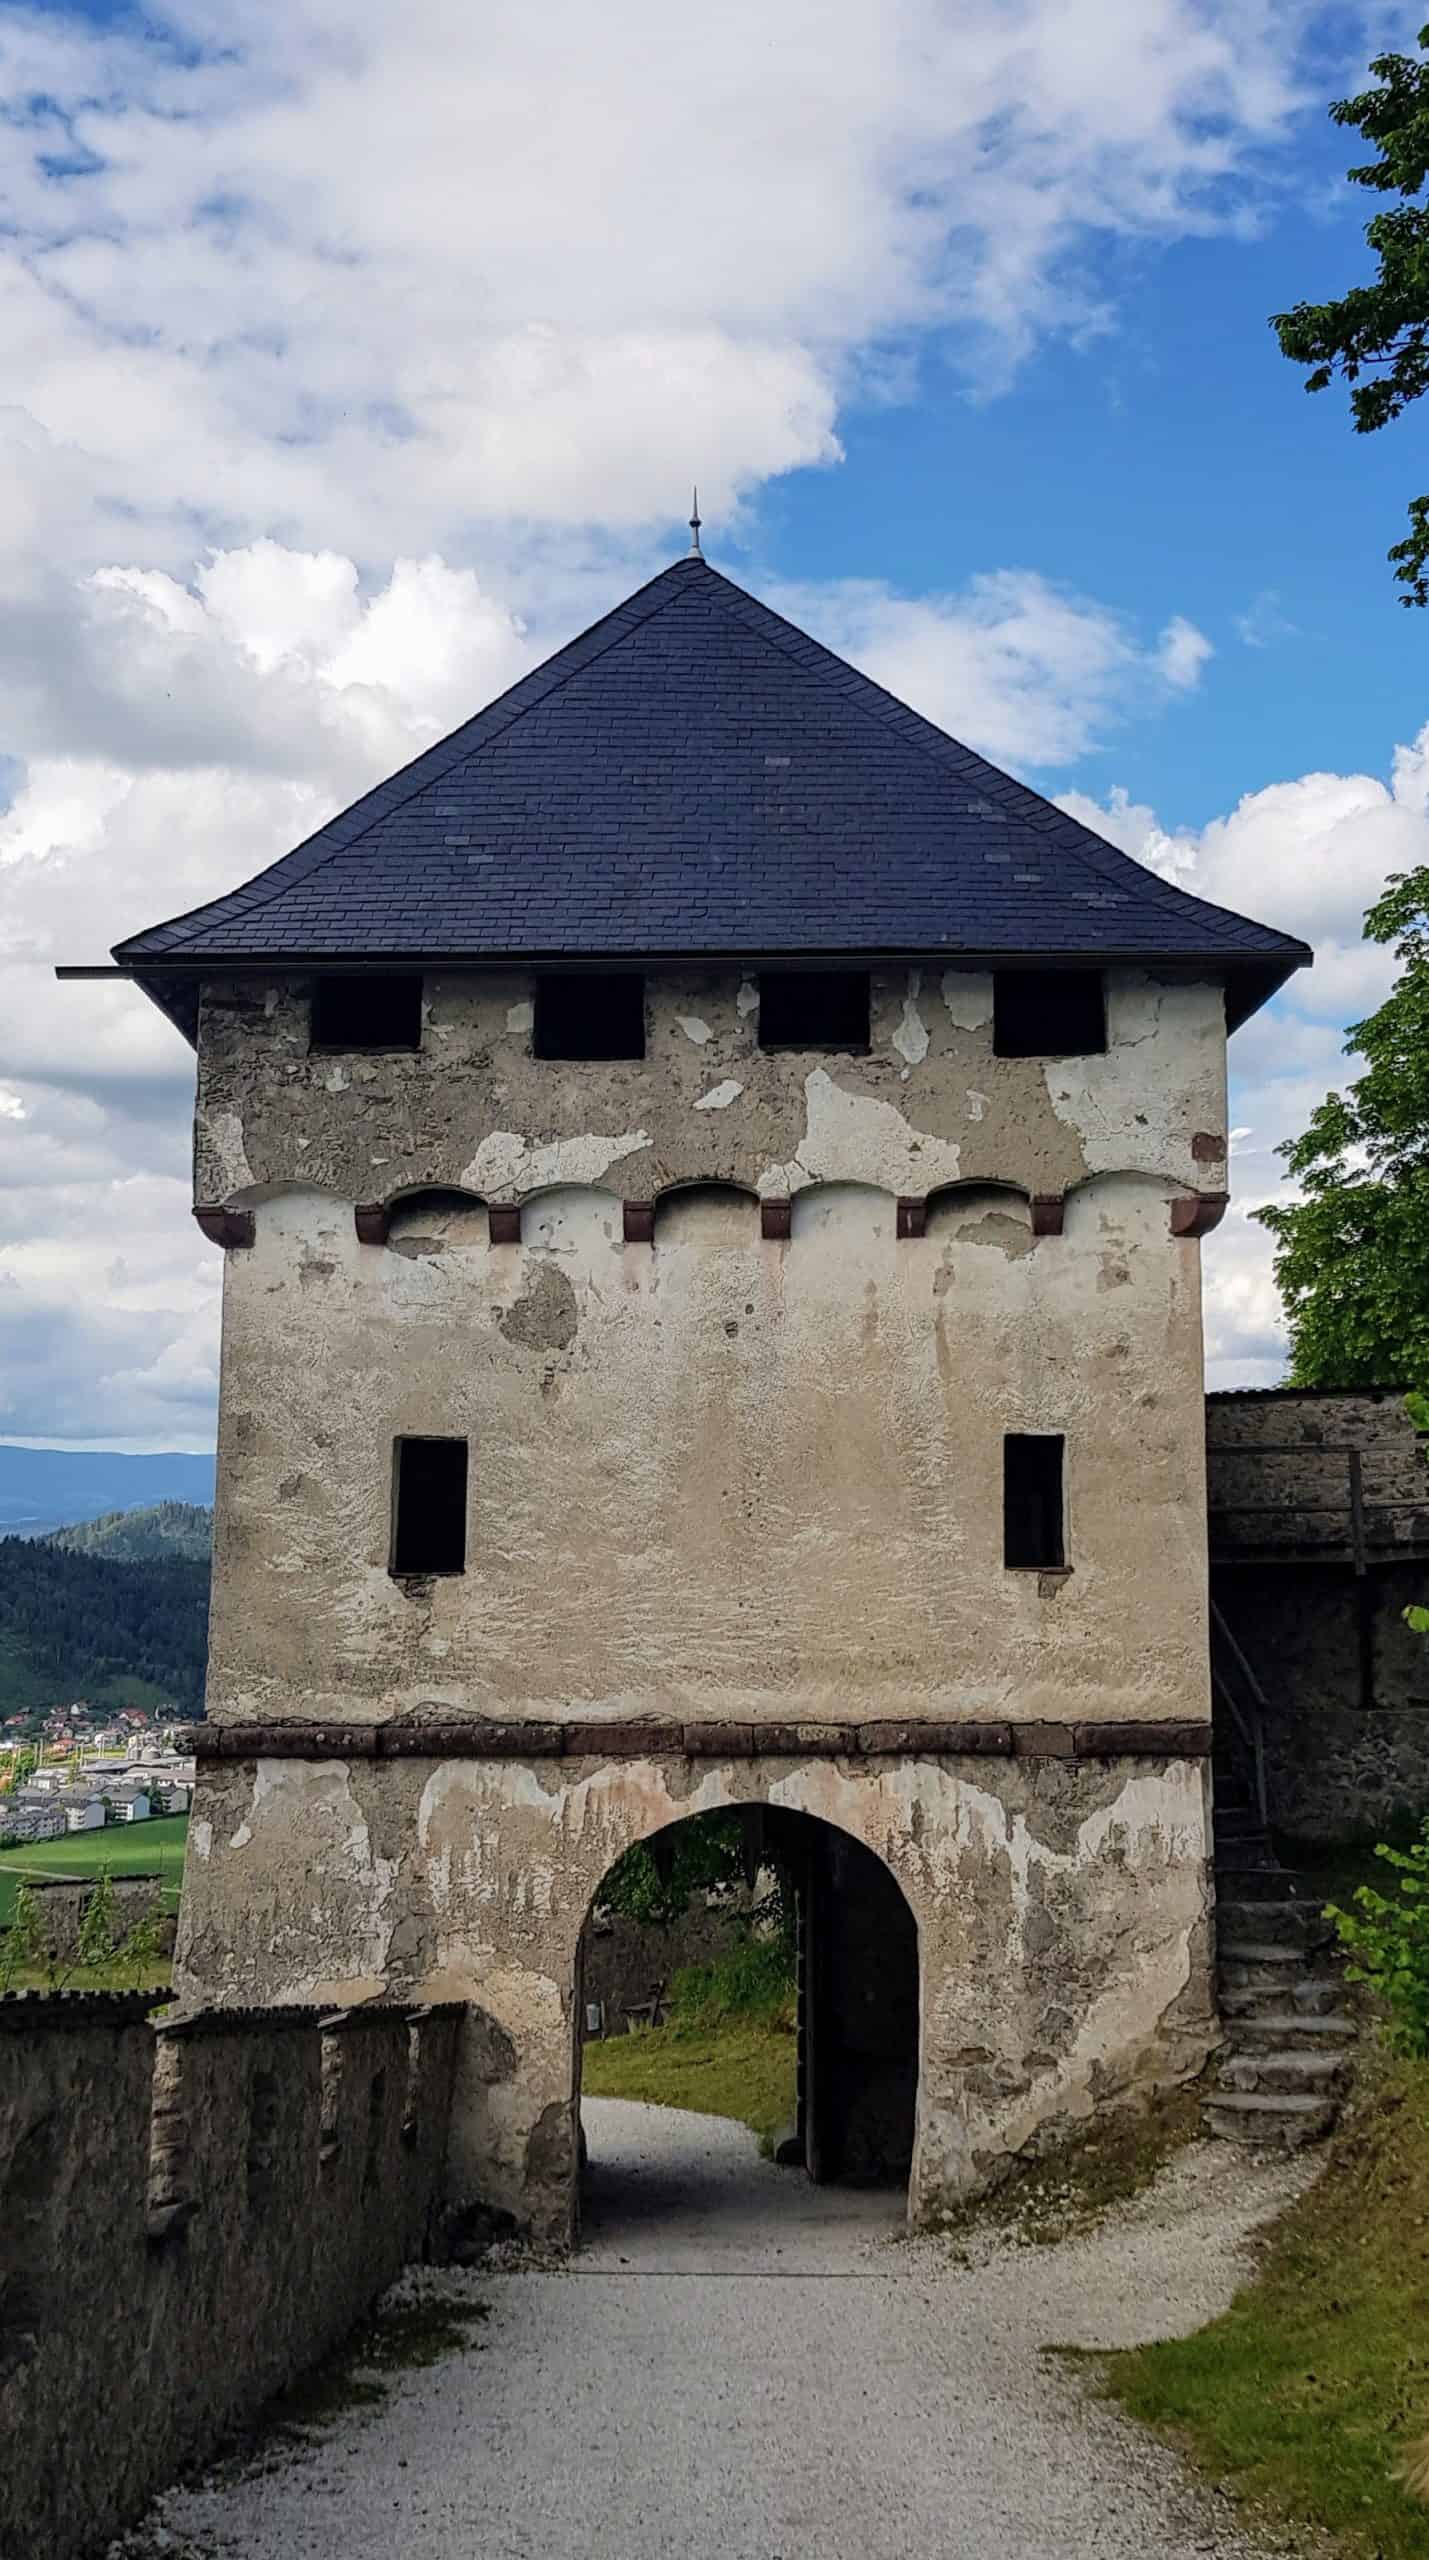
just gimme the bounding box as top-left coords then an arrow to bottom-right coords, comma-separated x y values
110,553 -> 1309,2240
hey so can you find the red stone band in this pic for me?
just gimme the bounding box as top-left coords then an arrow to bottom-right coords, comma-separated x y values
182,1716 -> 1212,1763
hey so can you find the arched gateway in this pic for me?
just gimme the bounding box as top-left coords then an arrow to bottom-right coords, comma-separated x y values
103,548 -> 1310,2246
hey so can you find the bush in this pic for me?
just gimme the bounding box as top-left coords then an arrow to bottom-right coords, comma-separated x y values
668,1930 -> 796,2037
1327,1819 -> 1429,2057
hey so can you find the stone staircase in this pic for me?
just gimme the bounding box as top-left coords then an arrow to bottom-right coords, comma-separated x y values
1204,1746 -> 1358,2148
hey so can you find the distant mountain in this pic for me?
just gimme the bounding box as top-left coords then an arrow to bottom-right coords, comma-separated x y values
0,1537 -> 209,1715
52,1502 -> 213,1563
0,1445 -> 216,1539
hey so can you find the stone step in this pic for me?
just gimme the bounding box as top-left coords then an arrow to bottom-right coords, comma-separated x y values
1225,2010 -> 1357,2051
1201,2090 -> 1338,2148
1218,2046 -> 1350,2096
1220,1975 -> 1347,2019
1217,1900 -> 1332,1949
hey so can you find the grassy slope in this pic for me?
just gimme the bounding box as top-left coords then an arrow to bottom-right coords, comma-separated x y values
1103,2053 -> 1429,2559
581,2016 -> 797,2149
0,1812 -> 189,1920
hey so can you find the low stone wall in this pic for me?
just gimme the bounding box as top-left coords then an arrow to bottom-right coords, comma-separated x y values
580,1894 -> 753,2029
0,1993 -> 463,2560
22,1873 -> 177,1962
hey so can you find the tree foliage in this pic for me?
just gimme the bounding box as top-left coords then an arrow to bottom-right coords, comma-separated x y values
0,1536 -> 209,1711
1257,866 -> 1429,1384
1273,25 -> 1429,603
1327,1820 -> 1429,2058
596,1811 -> 751,1929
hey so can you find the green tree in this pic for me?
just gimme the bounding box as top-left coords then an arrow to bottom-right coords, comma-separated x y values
1257,866 -> 1429,1384
1273,24 -> 1429,604
597,1812 -> 749,1930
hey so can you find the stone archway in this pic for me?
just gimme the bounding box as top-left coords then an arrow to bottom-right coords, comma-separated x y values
574,1803 -> 921,2226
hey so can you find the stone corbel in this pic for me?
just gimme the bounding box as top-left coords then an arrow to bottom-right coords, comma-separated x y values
896,1197 -> 926,1240
192,1206 -> 255,1250
1169,1192 -> 1229,1237
760,1198 -> 792,1241
487,1204 -> 521,1244
1030,1194 -> 1064,1237
353,1202 -> 390,1246
623,1200 -> 655,1244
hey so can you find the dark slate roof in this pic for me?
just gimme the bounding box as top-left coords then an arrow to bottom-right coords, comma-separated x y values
115,555 -> 1310,1036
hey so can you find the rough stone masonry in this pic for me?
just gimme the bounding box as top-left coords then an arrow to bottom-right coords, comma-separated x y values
98,549 -> 1312,2246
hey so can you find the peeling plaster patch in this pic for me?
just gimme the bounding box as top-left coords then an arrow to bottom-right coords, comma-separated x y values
677,1016 -> 713,1046
736,978 -> 759,1017
893,991 -> 929,1069
505,1000 -> 534,1036
788,1069 -> 964,1192
693,1078 -> 744,1112
197,1108 -> 254,1192
941,971 -> 994,1031
460,1126 -> 652,1194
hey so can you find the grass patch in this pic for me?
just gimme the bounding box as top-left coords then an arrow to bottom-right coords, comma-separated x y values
582,2015 -> 797,2151
581,1931 -> 798,2149
1102,2050 -> 1429,2559
935,2086 -> 1203,2252
0,1813 -> 188,1922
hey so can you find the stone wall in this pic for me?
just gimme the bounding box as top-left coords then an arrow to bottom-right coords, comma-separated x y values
1208,1390 -> 1429,1840
22,1873 -> 176,1963
0,1994 -> 462,2560
580,1893 -> 752,2029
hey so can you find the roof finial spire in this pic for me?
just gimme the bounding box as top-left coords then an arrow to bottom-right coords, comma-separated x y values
687,487 -> 703,559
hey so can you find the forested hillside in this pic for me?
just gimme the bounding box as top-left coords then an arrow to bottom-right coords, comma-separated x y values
0,1538 -> 209,1712
53,1502 -> 213,1563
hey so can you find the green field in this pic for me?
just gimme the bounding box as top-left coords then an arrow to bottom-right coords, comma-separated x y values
0,1812 -> 189,1923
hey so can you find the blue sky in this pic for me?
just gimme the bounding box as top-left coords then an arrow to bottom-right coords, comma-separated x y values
1,0 -> 1425,1445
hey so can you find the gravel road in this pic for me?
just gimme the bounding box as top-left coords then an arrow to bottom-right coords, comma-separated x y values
134,2097 -> 1313,2560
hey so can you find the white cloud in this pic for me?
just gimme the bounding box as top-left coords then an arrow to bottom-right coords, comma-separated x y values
0,0 -> 1379,1441
0,0 -> 1334,569
1061,734 -> 1429,1386
776,572 -> 1210,768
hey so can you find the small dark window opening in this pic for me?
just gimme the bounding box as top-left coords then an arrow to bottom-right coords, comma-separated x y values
758,970 -> 870,1051
993,971 -> 1105,1058
311,974 -> 423,1052
1004,1434 -> 1065,1570
533,973 -> 645,1060
391,1437 -> 468,1576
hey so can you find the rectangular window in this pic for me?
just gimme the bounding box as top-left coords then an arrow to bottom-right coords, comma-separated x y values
533,972 -> 645,1060
993,971 -> 1105,1058
391,1436 -> 468,1576
758,970 -> 870,1051
311,974 -> 423,1052
1003,1434 -> 1065,1570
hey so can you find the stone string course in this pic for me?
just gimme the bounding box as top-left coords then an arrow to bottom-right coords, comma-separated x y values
0,1995 -> 464,2560
182,1718 -> 1214,1762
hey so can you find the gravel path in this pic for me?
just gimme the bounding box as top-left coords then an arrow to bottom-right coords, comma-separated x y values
137,2097 -> 1315,2560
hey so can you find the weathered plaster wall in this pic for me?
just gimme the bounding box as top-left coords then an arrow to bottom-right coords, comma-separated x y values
0,1997 -> 461,2560
176,1750 -> 1215,2241
194,966 -> 1227,1208
204,1172 -> 1209,1732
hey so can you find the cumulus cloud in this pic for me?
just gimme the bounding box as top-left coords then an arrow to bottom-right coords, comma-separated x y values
0,0 -> 1336,568
0,0 -> 1380,1441
776,574 -> 1211,768
1060,737 -> 1429,1386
